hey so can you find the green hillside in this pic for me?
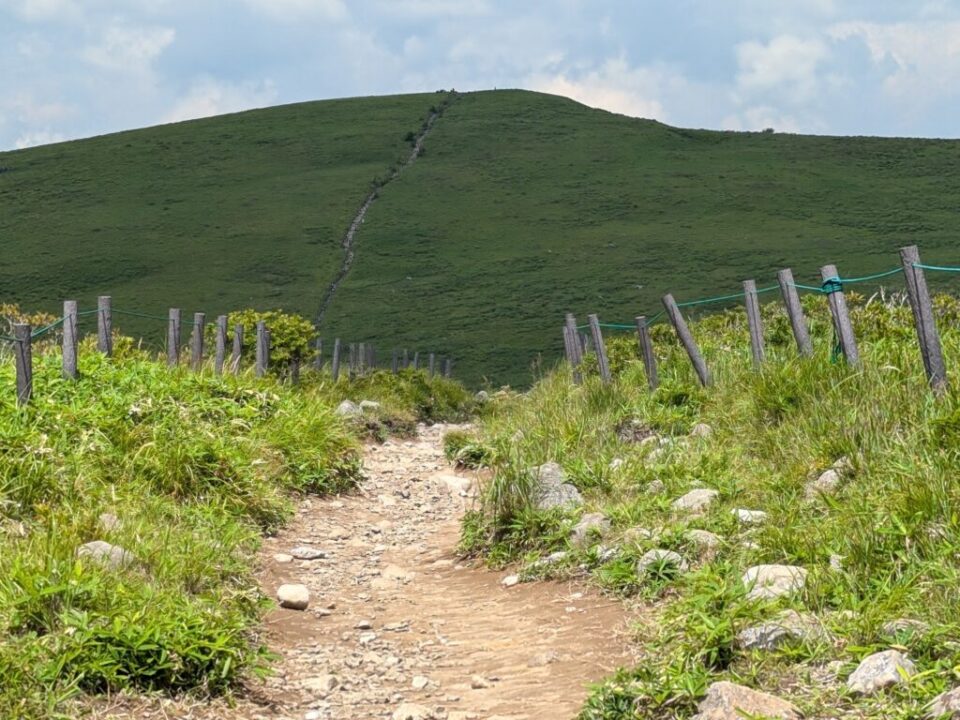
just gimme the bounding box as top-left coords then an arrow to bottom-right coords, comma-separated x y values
2,89 -> 960,386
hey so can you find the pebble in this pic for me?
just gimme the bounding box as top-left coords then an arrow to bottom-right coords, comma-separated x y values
501,574 -> 520,587
277,583 -> 310,610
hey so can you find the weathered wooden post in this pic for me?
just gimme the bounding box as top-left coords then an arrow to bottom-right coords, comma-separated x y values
255,321 -> 268,377
289,357 -> 301,386
820,264 -> 859,366
190,312 -> 205,371
348,343 -> 357,377
391,349 -> 399,374
14,323 -> 32,406
443,358 -> 452,378
63,300 -> 78,380
413,351 -> 420,370
428,353 -> 436,377
743,279 -> 765,367
332,338 -> 342,381
358,342 -> 366,374
231,324 -> 243,372
368,345 -> 375,369
97,295 -> 112,357
777,268 -> 813,357
167,308 -> 181,366
662,294 -> 711,386
313,337 -> 323,371
214,315 -> 227,375
402,349 -> 409,368
565,313 -> 583,385
901,245 -> 947,393
587,314 -> 612,384
634,316 -> 658,391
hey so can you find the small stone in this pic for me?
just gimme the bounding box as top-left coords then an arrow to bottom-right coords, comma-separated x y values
609,457 -> 624,470
570,512 -> 611,547
928,687 -> 960,718
97,512 -> 121,533
412,675 -> 430,690
527,650 -> 560,667
829,554 -> 844,572
847,649 -> 915,695
301,673 -> 339,694
475,390 -> 490,403
336,400 -> 361,418
685,529 -> 722,558
355,620 -> 373,630
672,488 -> 719,514
806,468 -> 842,499
305,712 -> 321,720
274,553 -> 294,564
637,549 -> 688,576
470,674 -> 491,689
732,508 -> 767,525
645,479 -> 665,495
742,565 -> 807,601
359,400 -> 381,412
533,462 -> 583,509
291,546 -> 326,560
690,423 -> 714,439
392,703 -> 435,720
277,584 -> 310,610
76,540 -> 136,569
501,574 -> 520,587
693,681 -> 801,720
358,631 -> 378,645
881,618 -> 930,639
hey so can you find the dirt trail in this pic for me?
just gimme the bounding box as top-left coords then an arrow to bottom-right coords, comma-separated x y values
93,423 -> 635,720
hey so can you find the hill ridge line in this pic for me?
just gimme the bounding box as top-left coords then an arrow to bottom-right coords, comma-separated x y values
316,92 -> 457,325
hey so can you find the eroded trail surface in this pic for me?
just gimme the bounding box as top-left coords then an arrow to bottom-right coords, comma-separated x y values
98,424 -> 635,720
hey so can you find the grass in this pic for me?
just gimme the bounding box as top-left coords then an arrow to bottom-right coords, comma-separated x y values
0,332 -> 472,719
4,90 -> 960,386
463,290 -> 960,718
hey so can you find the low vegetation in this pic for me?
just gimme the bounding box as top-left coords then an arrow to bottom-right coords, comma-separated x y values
0,327 -> 472,719
463,290 -> 960,718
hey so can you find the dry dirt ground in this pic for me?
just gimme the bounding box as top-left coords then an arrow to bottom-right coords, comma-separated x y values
89,423 -> 636,720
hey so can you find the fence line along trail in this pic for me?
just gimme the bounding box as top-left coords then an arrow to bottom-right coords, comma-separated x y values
90,422 -> 636,720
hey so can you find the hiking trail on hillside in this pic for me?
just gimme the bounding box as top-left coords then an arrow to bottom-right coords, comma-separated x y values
92,423 -> 636,720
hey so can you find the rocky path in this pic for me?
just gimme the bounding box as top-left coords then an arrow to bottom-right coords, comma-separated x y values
93,423 -> 634,720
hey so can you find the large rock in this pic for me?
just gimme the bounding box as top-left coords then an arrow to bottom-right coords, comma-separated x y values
928,687 -> 960,718
277,583 -> 310,610
737,610 -> 832,651
672,488 -> 719,514
570,512 -> 610,547
693,681 -> 801,720
742,565 -> 807,601
392,703 -> 435,720
336,400 -> 361,418
77,540 -> 136,569
637,549 -> 688,576
534,462 -> 582,510
847,649 -> 915,695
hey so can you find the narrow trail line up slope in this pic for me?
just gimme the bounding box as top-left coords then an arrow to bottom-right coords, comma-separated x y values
94,424 -> 635,720
316,94 -> 456,325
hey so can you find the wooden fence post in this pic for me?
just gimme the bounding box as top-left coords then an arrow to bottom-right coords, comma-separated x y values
214,315 -> 227,375
565,313 -> 583,385
348,343 -> 357,377
634,316 -> 658,391
402,349 -> 409,368
413,351 -> 420,370
358,342 -> 366,374
231,324 -> 243,372
901,245 -> 947,393
821,264 -> 859,366
190,312 -> 205,371
63,300 -> 78,380
255,321 -> 268,377
391,349 -> 399,374
167,308 -> 181,366
428,353 -> 436,377
97,295 -> 112,357
332,338 -> 342,381
777,268 -> 813,357
743,279 -> 765,367
444,358 -> 452,378
368,345 -> 375,370
14,323 -> 32,406
587,314 -> 612,384
313,337 -> 323,371
289,357 -> 301,386
662,294 -> 711,386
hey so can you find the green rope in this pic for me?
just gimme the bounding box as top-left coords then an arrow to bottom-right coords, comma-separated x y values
836,267 -> 903,283
914,263 -> 960,273
32,317 -> 65,338
821,276 -> 843,295
113,308 -> 170,322
676,290 -> 746,308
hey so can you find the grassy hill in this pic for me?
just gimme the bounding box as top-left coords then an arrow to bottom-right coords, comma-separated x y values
2,89 -> 960,386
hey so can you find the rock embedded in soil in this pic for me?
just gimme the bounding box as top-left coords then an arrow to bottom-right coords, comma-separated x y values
335,400 -> 361,418
470,674 -> 491,689
806,468 -> 842,498
277,583 -> 310,610
693,681 -> 801,720
501,574 -> 520,587
737,610 -> 832,651
291,546 -> 327,560
76,540 -> 136,569
392,703 -> 435,720
97,512 -> 121,533
360,400 -> 381,412
928,687 -> 960,718
301,673 -> 339,695
881,618 -> 930,639
570,512 -> 611,547
645,479 -> 665,495
689,422 -> 714,439
636,549 -> 688,575
534,462 -> 583,510
846,649 -> 916,695
732,508 -> 767,525
742,565 -> 807,601
672,488 -> 719,514
685,529 -> 722,556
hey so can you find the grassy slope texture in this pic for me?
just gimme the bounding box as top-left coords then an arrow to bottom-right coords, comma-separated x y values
3,89 -> 960,386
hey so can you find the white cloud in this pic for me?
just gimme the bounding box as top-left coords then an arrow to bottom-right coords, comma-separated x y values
528,58 -> 682,120
240,0 -> 347,22
82,23 -> 175,74
163,77 -> 279,124
735,34 -> 828,103
14,129 -> 66,148
373,0 -> 491,18
2,0 -> 79,22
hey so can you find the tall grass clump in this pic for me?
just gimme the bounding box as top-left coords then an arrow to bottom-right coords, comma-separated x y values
469,291 -> 960,719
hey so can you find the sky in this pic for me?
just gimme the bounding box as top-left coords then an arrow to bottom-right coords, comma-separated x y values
2,0 -> 960,150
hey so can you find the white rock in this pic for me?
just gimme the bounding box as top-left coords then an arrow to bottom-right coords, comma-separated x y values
359,400 -> 381,412
77,540 -> 136,569
732,508 -> 767,525
686,529 -> 722,556
97,512 -> 121,532
301,673 -> 339,694
277,583 -> 310,610
690,423 -> 714,438
805,468 -> 842,499
534,462 -> 582,509
637,549 -> 688,575
737,610 -> 832,651
927,687 -> 960,718
847,649 -> 915,695
693,681 -> 801,720
645,479 -> 666,495
742,565 -> 807,601
290,546 -> 326,560
672,488 -> 719,514
412,675 -> 430,690
335,400 -> 361,418
609,457 -> 624,470
273,553 -> 294,564
392,703 -> 435,720
501,574 -> 520,588
570,512 -> 611,547
470,674 -> 491,689
881,618 -> 930,638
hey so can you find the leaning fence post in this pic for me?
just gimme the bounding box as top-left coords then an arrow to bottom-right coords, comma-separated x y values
313,337 -> 323,371
63,300 -> 78,380
214,315 -> 227,375
662,294 -> 711,386
14,323 -> 32,406
634,316 -> 658,391
255,321 -> 268,377
901,245 -> 947,393
190,312 -> 205,371
777,269 -> 813,357
97,295 -> 112,357
821,264 -> 859,366
565,313 -> 583,385
587,314 -> 612,384
167,308 -> 181,366
231,324 -> 244,372
332,338 -> 342,381
743,279 -> 765,367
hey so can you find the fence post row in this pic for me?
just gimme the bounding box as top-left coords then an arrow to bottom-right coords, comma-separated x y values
97,295 -> 113,358
168,308 -> 181,366
743,279 -> 765,367
777,268 -> 813,357
901,245 -> 947,394
821,264 -> 859,366
191,312 -> 205,371
662,293 -> 712,386
214,315 -> 227,376
587,314 -> 612,384
63,300 -> 78,380
634,315 -> 658,391
14,323 -> 32,406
